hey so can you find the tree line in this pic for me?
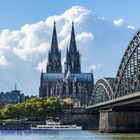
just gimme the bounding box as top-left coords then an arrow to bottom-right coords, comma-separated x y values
0,97 -> 71,119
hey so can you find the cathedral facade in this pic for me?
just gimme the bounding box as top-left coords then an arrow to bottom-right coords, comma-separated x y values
39,22 -> 94,106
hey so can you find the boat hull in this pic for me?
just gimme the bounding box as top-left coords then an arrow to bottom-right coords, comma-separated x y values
31,119 -> 82,130
31,127 -> 82,130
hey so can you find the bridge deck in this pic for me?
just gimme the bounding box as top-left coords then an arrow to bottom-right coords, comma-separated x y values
87,92 -> 140,110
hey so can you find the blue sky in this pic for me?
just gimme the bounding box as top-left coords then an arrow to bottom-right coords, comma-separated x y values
0,0 -> 140,30
0,0 -> 139,95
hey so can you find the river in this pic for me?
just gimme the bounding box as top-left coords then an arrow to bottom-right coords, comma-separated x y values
0,130 -> 140,140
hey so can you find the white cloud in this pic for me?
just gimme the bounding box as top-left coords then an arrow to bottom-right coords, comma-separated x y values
0,5 -> 135,95
0,24 -> 50,61
127,25 -> 135,30
36,57 -> 66,73
0,5 -> 92,64
36,59 -> 47,72
0,53 -> 8,66
88,64 -> 102,72
61,57 -> 66,73
89,65 -> 96,71
59,36 -> 69,50
113,18 -> 125,26
76,32 -> 94,42
97,17 -> 106,20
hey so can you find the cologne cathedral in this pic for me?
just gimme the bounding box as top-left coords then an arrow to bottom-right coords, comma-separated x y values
39,22 -> 94,106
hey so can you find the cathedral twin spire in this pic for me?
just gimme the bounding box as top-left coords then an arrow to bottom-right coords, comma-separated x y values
69,21 -> 77,53
47,21 -> 62,73
51,21 -> 59,53
46,21 -> 81,74
65,21 -> 81,73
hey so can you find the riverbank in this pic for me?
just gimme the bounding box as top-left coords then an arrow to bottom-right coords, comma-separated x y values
0,122 -> 31,130
0,121 -> 96,130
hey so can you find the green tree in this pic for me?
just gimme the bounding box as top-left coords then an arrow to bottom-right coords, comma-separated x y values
45,97 -> 61,117
1,97 -> 68,119
2,104 -> 22,119
23,97 -> 45,118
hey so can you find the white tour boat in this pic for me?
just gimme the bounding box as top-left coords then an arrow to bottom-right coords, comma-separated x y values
31,119 -> 82,130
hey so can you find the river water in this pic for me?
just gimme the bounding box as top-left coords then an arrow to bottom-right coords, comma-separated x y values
0,130 -> 140,140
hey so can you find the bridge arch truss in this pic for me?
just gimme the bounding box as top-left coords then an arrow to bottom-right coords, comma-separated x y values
90,78 -> 115,105
90,29 -> 140,105
115,29 -> 140,98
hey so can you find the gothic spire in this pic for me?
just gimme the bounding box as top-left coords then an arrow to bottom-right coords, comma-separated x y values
69,21 -> 77,53
47,21 -> 62,73
66,45 -> 69,61
51,21 -> 58,53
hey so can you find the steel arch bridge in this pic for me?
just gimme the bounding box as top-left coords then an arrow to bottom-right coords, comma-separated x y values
90,29 -> 140,105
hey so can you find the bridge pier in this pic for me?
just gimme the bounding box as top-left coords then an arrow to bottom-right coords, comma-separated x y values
99,110 -> 140,132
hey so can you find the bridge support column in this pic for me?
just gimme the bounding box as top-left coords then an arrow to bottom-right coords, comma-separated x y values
99,110 -> 140,132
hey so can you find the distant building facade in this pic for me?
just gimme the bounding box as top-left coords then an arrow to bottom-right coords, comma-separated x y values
39,22 -> 94,106
0,85 -> 36,108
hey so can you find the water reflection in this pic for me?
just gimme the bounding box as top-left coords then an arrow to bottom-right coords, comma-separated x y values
0,130 -> 59,135
0,130 -> 139,140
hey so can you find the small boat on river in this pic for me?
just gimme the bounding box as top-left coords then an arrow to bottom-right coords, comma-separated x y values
31,119 -> 82,130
